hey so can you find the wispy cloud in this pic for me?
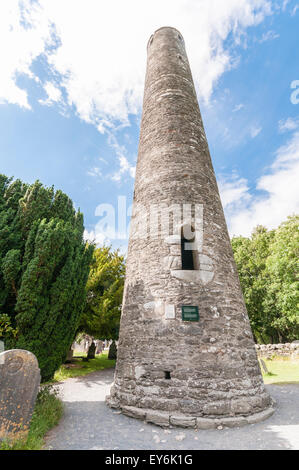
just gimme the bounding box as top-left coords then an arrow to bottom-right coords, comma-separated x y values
87,167 -> 102,179
259,30 -> 280,42
233,103 -> 245,112
219,127 -> 299,236
0,1 -> 55,109
106,132 -> 136,182
278,117 -> 299,132
250,125 -> 262,138
218,174 -> 251,208
38,81 -> 62,106
111,155 -> 136,182
0,0 -> 273,131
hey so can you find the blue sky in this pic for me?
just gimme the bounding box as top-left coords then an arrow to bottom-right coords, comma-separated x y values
0,0 -> 299,252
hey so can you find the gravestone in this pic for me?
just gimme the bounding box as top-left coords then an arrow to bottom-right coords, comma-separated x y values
0,349 -> 40,441
108,340 -> 117,360
0,341 -> 4,353
96,340 -> 104,354
87,342 -> 96,360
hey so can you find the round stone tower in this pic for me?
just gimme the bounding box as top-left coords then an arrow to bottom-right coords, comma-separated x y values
106,27 -> 274,428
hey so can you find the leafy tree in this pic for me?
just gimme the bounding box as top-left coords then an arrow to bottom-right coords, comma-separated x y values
232,215 -> 299,343
232,226 -> 275,343
263,215 -> 299,342
0,175 -> 93,381
0,314 -> 17,341
78,246 -> 125,342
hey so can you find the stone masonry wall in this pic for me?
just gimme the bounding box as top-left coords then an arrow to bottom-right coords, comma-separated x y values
256,343 -> 299,358
106,27 -> 274,428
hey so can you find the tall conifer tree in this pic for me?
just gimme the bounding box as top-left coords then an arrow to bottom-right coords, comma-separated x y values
0,174 -> 93,381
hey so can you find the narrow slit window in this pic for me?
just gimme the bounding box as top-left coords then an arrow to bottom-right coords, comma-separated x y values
181,227 -> 196,270
164,371 -> 171,380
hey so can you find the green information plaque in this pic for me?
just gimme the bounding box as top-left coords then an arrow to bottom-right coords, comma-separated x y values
181,306 -> 199,322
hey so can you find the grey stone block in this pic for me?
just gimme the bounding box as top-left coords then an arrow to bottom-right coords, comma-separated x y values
196,417 -> 218,430
246,407 -> 275,424
170,415 -> 196,428
220,416 -> 248,428
146,410 -> 170,427
121,406 -> 146,420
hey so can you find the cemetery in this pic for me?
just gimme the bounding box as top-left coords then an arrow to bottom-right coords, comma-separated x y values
0,5 -> 298,454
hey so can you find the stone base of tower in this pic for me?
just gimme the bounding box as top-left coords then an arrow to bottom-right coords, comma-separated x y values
106,392 -> 275,429
105,332 -> 276,429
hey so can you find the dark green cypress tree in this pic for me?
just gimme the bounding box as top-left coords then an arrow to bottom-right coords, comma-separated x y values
0,175 -> 93,381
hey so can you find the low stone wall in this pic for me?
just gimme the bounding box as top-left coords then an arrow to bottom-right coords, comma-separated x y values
255,343 -> 299,358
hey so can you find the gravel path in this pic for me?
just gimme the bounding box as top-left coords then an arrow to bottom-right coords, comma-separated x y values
45,368 -> 299,450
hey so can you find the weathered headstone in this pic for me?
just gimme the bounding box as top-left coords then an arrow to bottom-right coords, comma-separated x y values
0,349 -> 40,441
0,340 -> 4,353
96,340 -> 104,355
87,342 -> 96,360
108,340 -> 117,360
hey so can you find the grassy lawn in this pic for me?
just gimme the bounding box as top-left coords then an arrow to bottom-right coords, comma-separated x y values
53,350 -> 296,385
53,350 -> 115,382
261,357 -> 299,384
0,385 -> 63,451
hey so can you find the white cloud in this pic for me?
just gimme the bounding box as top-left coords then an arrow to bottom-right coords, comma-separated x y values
233,103 -> 245,112
38,81 -> 62,106
220,129 -> 299,236
259,30 -> 279,42
87,167 -> 102,179
250,125 -> 262,138
107,133 -> 136,182
0,0 -> 272,129
0,0 -> 55,109
218,175 -> 251,208
111,156 -> 136,182
291,5 -> 299,16
278,117 -> 299,133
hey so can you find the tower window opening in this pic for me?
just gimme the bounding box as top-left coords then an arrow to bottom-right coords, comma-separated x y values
181,227 -> 197,270
164,371 -> 171,380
